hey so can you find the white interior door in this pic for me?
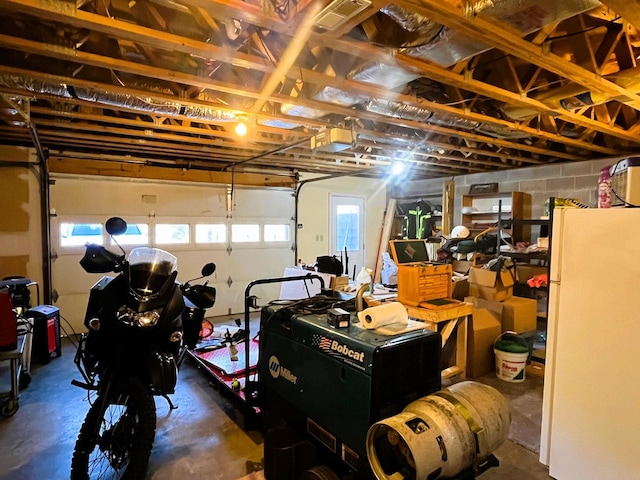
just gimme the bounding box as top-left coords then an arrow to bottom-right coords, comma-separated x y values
330,194 -> 365,279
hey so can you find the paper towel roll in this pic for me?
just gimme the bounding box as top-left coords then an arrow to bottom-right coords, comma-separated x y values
357,302 -> 408,330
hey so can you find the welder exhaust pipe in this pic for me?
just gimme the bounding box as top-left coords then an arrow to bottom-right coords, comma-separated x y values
366,381 -> 510,479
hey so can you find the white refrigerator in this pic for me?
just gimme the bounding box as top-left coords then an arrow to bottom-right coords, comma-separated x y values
540,207 -> 640,479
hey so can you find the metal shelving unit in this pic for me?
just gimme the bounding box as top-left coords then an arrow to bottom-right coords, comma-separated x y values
462,191 -> 531,243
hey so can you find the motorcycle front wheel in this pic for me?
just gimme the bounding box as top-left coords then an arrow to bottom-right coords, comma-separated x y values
71,376 -> 157,480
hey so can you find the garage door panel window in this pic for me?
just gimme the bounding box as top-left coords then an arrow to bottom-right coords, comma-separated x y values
195,224 -> 226,243
231,224 -> 260,243
156,224 -> 190,244
110,223 -> 149,246
263,224 -> 290,242
60,222 -> 104,246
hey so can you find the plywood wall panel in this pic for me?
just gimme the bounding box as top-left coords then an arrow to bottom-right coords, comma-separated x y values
0,255 -> 29,278
0,169 -> 29,232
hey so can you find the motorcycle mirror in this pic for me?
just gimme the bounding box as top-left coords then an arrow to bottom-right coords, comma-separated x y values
201,263 -> 216,277
105,217 -> 128,236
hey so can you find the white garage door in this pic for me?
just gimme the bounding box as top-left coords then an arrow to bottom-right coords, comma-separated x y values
50,176 -> 295,333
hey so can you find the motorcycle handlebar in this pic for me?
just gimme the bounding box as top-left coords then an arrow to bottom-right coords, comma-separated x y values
80,241 -> 216,309
79,244 -> 126,274
182,283 -> 216,309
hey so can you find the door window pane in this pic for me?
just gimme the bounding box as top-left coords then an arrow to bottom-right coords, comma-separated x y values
195,224 -> 226,243
231,224 -> 259,243
264,224 -> 290,242
336,205 -> 360,251
156,224 -> 189,244
110,224 -> 149,246
60,222 -> 103,246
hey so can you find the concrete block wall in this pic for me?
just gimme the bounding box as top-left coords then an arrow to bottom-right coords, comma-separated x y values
454,159 -> 614,221
394,158 -> 616,226
390,176 -> 446,200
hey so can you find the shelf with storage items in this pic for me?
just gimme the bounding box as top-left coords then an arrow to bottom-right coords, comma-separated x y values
392,190 -> 450,240
461,191 -> 531,243
498,202 -> 555,333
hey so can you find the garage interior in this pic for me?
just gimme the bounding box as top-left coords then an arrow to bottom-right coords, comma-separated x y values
1,0 -> 640,479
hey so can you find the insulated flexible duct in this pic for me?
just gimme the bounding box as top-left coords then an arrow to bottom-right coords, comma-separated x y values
0,75 -> 239,122
366,381 -> 510,479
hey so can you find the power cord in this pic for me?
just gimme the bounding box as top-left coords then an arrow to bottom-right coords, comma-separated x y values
609,160 -> 640,208
269,295 -> 355,317
59,314 -> 80,349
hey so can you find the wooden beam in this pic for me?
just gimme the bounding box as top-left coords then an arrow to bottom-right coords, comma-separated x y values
0,0 -> 275,72
250,3 -> 320,114
599,0 -> 640,32
3,3 -> 636,151
397,0 -> 640,109
0,64 -> 595,162
48,157 -> 297,188
1,7 -> 635,151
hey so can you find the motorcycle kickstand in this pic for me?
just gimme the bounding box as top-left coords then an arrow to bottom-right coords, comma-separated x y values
161,394 -> 178,410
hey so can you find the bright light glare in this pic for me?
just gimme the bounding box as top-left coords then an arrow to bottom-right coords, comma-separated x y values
391,161 -> 406,175
235,121 -> 248,136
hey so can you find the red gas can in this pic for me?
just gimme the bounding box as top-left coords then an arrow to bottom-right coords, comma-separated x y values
0,291 -> 18,351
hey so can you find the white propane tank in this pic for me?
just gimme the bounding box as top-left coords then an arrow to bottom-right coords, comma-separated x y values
366,381 -> 511,480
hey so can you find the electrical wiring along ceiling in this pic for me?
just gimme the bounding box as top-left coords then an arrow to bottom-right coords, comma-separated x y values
0,0 -> 639,187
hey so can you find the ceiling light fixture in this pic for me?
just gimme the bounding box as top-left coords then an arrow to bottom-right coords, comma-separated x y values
391,161 -> 406,175
235,121 -> 248,136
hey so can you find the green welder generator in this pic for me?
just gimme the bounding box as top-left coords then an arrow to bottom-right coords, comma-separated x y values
258,301 -> 442,478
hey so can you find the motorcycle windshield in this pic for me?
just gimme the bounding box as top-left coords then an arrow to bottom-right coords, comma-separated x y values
128,247 -> 177,298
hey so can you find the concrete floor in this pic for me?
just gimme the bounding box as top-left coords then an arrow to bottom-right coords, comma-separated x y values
0,331 -> 554,480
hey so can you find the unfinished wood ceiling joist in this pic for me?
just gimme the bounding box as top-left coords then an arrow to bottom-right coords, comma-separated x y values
0,0 -> 639,185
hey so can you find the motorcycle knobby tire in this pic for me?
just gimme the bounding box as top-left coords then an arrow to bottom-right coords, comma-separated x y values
71,376 -> 157,480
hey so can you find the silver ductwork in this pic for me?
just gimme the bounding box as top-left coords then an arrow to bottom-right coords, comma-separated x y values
364,98 -> 481,131
379,4 -> 442,47
313,86 -> 367,107
350,0 -> 601,136
404,27 -> 491,68
429,111 -> 480,130
0,74 -> 71,98
280,103 -> 328,118
0,74 -> 240,122
473,0 -> 601,33
258,118 -> 303,129
366,98 -> 434,122
181,105 -> 237,122
72,87 -> 183,115
476,123 -> 532,139
349,62 -> 421,90
402,0 -> 601,67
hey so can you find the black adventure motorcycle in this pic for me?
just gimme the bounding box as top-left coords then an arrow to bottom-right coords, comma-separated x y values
70,217 -> 216,479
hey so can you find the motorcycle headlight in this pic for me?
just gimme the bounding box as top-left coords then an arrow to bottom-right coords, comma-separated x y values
117,306 -> 162,327
136,310 -> 161,327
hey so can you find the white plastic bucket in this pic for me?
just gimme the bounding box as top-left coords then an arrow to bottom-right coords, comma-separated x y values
494,331 -> 529,383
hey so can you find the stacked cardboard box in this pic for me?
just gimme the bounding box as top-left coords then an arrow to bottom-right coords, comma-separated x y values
466,295 -> 537,333
464,264 -> 541,378
466,307 -> 502,378
502,296 -> 537,332
467,265 -> 515,302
